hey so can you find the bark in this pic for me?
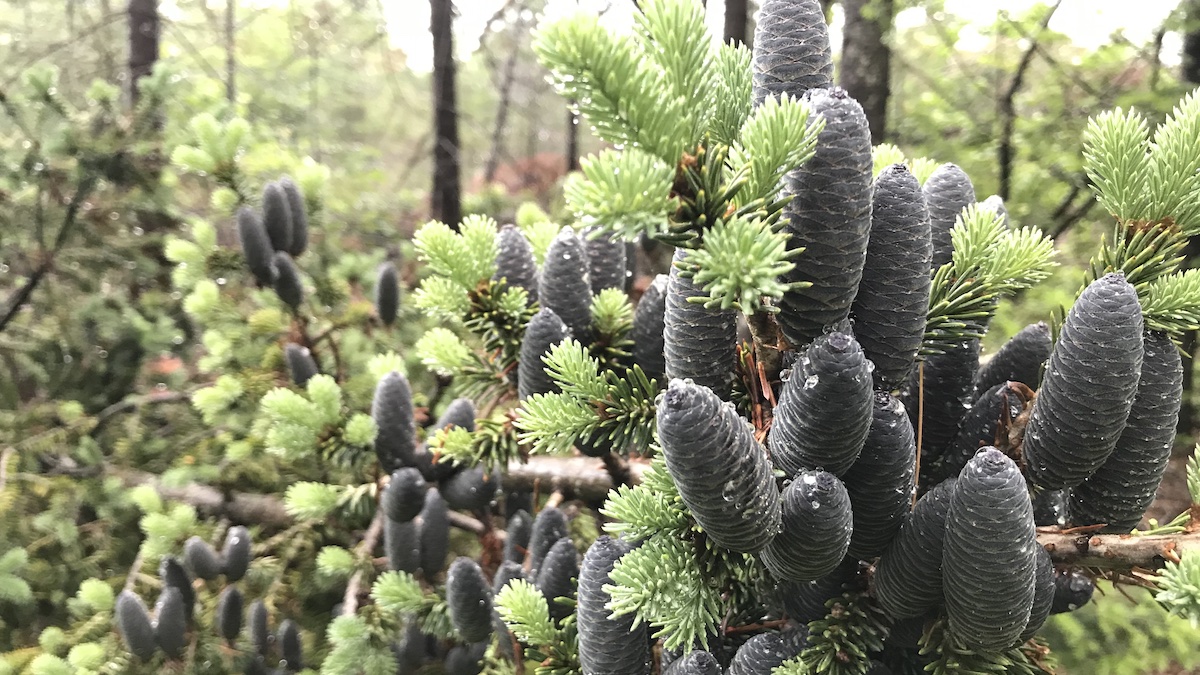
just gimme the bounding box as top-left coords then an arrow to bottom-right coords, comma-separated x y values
839,0 -> 893,141
225,0 -> 236,103
566,106 -> 580,173
1184,0 -> 1200,84
127,0 -> 159,106
997,1 -> 1061,200
431,0 -> 463,229
483,16 -> 525,183
724,0 -> 750,46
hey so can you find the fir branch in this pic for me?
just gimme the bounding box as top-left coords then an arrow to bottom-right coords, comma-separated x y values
872,143 -> 907,177
634,0 -> 714,142
1188,445 -> 1200,505
909,157 -> 940,185
563,147 -> 675,241
1147,90 -> 1200,232
794,592 -> 889,675
1082,107 -> 1151,224
682,215 -> 800,312
1086,221 -> 1188,291
415,327 -> 472,377
924,206 -> 1056,352
533,13 -> 689,162
1140,269 -> 1200,334
709,42 -> 754,146
431,412 -> 521,468
590,288 -> 635,369
496,579 -> 559,646
605,532 -> 723,652
601,459 -> 689,541
730,93 -> 823,208
917,619 -> 1050,675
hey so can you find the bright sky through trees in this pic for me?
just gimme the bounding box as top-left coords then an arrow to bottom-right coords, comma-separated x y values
388,0 -> 1179,73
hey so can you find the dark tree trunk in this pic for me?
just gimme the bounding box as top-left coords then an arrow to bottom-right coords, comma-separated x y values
431,0 -> 463,230
839,0 -> 893,142
724,0 -> 749,46
225,0 -> 236,103
1185,0 -> 1200,84
484,18 -> 525,183
127,0 -> 160,106
566,106 -> 580,173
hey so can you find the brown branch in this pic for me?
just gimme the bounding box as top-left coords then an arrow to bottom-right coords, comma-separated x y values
342,508 -> 386,616
997,1 -> 1062,201
1038,530 -> 1200,570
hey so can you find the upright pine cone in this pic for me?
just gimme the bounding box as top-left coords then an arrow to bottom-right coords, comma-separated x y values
372,371 -> 418,472
1023,273 -> 1144,490
775,88 -> 873,347
238,207 -> 276,286
518,308 -> 571,400
850,163 -> 932,390
923,164 -> 975,269
279,176 -> 309,257
632,274 -> 668,383
494,224 -> 538,303
657,379 -> 781,553
1070,329 -> 1181,530
769,331 -> 873,477
942,448 -> 1037,651
664,250 -> 737,399
843,392 -> 916,559
760,469 -> 853,581
971,322 -> 1052,399
577,536 -> 651,675
751,0 -> 834,107
538,228 -> 593,342
261,181 -> 293,254
583,226 -> 627,294
873,477 -> 956,620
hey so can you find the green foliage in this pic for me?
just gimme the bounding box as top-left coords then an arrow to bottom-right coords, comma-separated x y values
0,551 -> 32,606
495,579 -> 581,675
917,620 -> 1050,675
1156,553 -> 1200,628
563,148 -> 675,240
681,216 -> 799,312
792,593 -> 890,675
925,206 -> 1056,352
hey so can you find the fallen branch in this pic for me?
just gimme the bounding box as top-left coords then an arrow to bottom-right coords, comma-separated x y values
1037,530 -> 1200,570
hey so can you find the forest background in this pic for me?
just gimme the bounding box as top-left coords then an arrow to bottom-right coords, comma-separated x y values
5,0 -> 1200,672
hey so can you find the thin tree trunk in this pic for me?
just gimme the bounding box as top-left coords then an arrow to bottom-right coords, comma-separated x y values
483,17 -> 525,183
723,0 -> 749,46
225,0 -> 236,103
431,0 -> 463,229
1184,0 -> 1200,84
839,0 -> 893,142
127,0 -> 160,106
566,105 -> 579,173
996,1 -> 1060,201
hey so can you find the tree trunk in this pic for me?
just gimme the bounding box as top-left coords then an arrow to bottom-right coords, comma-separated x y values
225,0 -> 236,103
566,106 -> 580,173
839,0 -> 893,142
484,17 -> 525,183
1186,0 -> 1200,84
127,0 -> 160,106
724,0 -> 749,46
431,0 -> 463,230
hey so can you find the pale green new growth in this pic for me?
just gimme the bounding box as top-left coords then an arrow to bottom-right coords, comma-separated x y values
729,94 -> 822,208
371,571 -> 427,614
773,659 -> 808,675
283,482 -> 341,520
1188,445 -> 1200,505
682,216 -> 799,311
1082,108 -> 1151,224
605,534 -> 723,651
925,205 -> 1056,351
416,327 -> 471,376
414,217 -> 498,289
515,204 -> 560,265
1156,554 -> 1200,628
635,0 -> 715,144
0,550 -> 32,605
496,579 -> 560,646
316,546 -> 357,580
872,143 -> 907,177
601,459 -> 689,540
710,43 -> 754,146
563,148 -> 675,240
1141,269 -> 1200,334
591,288 -> 634,339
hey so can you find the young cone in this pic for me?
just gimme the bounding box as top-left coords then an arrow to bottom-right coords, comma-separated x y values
939,381 -> 1031,482
494,224 -> 538,303
583,226 -> 627,294
901,339 -> 980,472
248,599 -> 269,655
372,371 -> 418,472
1023,272 -> 1144,490
1022,545 -> 1055,641
492,560 -> 526,594
538,228 -> 593,341
385,516 -> 421,573
775,88 -> 874,347
279,176 -> 308,256
632,274 -> 668,383
278,619 -> 303,670
923,164 -> 976,269
527,506 -> 570,575
159,556 -> 195,621
760,469 -> 853,581
284,343 -> 319,386
873,477 -> 956,620
419,488 -> 451,576
383,467 -> 428,523
578,536 -> 651,675
272,251 -> 304,310
727,629 -> 808,675
664,250 -> 738,399
238,206 -> 276,286
153,586 -> 188,659
1070,329 -> 1182,531
971,322 -> 1052,398
115,591 -> 158,661
503,509 -> 533,564
850,164 -> 933,390
375,261 -> 400,326
216,586 -> 243,643
769,330 -> 874,477
535,537 -> 579,621
518,307 -> 571,400
942,448 -> 1037,651
446,557 -> 494,643
663,651 -> 722,675
981,194 -> 1009,227
657,379 -> 782,553
436,397 -> 476,432
221,525 -> 252,583
183,536 -> 222,581
843,392 -> 916,559
261,181 -> 293,253
1050,569 -> 1094,614
751,0 -> 834,107
440,464 -> 499,512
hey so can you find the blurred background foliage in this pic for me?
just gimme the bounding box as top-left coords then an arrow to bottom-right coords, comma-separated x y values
2,0 -> 1200,672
